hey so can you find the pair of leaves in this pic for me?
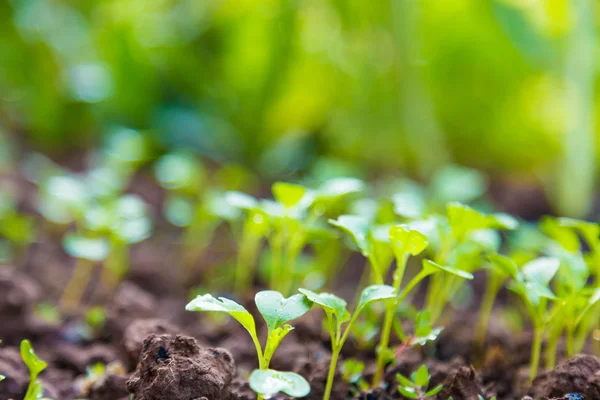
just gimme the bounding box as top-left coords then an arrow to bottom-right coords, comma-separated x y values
506,256 -> 560,310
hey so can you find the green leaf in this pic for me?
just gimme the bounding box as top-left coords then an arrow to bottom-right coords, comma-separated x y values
263,325 -> 294,362
447,203 -> 517,240
488,253 -> 519,279
430,164 -> 486,205
185,294 -> 257,338
272,182 -> 307,208
164,194 -> 194,227
397,385 -> 418,399
0,374 -> 4,382
249,369 -> 310,398
340,359 -> 365,384
558,217 -> 600,250
356,285 -> 396,314
422,259 -> 474,280
62,234 -> 110,261
522,257 -> 560,286
395,373 -> 414,387
389,225 -> 429,256
540,217 -> 581,253
414,364 -> 430,387
298,289 -> 348,322
255,291 -> 312,333
329,215 -> 371,257
154,152 -> 204,193
392,184 -> 425,219
317,177 -> 365,199
20,340 -> 47,379
424,384 -> 444,397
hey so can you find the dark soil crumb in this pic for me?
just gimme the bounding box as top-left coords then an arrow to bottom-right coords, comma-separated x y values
0,266 -> 41,343
126,334 -> 235,400
529,354 -> 600,398
52,342 -> 120,373
88,372 -> 130,400
436,365 -> 481,400
123,318 -> 182,369
107,282 -> 158,343
0,346 -> 29,400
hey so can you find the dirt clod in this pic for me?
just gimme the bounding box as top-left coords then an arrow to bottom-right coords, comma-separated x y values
436,365 -> 481,400
126,334 -> 235,400
529,354 -> 600,399
123,318 -> 181,369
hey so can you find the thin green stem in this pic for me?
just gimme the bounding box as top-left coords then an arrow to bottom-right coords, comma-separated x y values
545,335 -> 559,371
566,324 -> 575,357
529,326 -> 543,383
323,347 -> 340,400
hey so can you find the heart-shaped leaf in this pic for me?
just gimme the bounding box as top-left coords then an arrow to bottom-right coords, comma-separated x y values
272,182 -> 307,208
20,340 -> 47,379
185,294 -> 256,337
255,291 -> 312,333
63,234 -> 110,261
389,225 -> 429,256
356,285 -> 396,314
422,259 -> 474,280
298,288 -> 348,322
249,369 -> 311,398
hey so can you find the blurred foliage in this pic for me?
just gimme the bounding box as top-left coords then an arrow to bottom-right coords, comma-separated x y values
0,0 -> 598,214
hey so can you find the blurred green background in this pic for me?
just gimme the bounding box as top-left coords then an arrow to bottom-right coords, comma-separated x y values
0,0 -> 598,216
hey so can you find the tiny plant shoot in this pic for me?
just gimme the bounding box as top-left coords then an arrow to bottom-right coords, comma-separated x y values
507,256 -> 560,382
299,284 -> 396,400
186,290 -> 312,399
396,364 -> 443,399
21,339 -> 48,400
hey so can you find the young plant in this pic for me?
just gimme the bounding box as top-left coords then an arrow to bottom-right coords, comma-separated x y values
373,243 -> 474,386
20,339 -> 48,400
395,365 -> 443,399
507,256 -> 560,382
299,284 -> 396,400
186,290 -> 311,400
424,202 -> 517,323
475,254 -> 520,347
340,359 -> 369,395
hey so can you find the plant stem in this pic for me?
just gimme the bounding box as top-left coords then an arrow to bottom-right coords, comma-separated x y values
323,346 -> 339,400
529,326 -> 543,383
566,324 -> 575,357
60,258 -> 94,312
545,335 -> 558,371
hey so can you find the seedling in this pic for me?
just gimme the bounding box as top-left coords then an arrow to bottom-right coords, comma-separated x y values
340,359 -> 369,394
475,254 -> 520,347
186,290 -> 311,400
395,365 -> 443,399
21,339 -> 48,400
299,284 -> 396,400
424,203 -> 517,323
507,256 -> 560,382
60,194 -> 152,310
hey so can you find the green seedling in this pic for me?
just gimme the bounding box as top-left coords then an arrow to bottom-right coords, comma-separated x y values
186,290 -> 311,400
21,339 -> 48,400
475,254 -> 520,347
224,192 -> 270,295
396,365 -> 443,399
373,229 -> 474,388
425,202 -> 517,323
340,359 -> 369,394
0,191 -> 35,265
299,284 -> 396,400
507,256 -> 560,382
393,310 -> 443,355
60,194 -> 152,311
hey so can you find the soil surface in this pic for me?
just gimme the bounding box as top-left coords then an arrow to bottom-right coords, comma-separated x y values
0,173 -> 597,400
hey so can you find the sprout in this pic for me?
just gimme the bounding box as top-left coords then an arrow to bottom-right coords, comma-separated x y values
507,256 -> 560,382
20,340 -> 48,400
299,285 -> 396,400
396,365 -> 443,399
186,291 -> 312,400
